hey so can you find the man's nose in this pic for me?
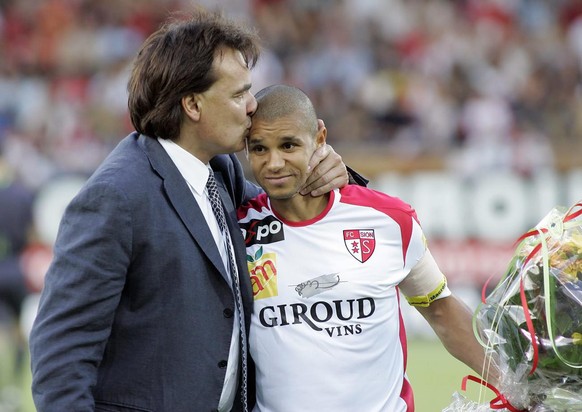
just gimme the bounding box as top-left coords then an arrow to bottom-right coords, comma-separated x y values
267,151 -> 284,169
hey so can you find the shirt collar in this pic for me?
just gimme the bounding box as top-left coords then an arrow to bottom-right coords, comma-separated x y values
157,137 -> 209,195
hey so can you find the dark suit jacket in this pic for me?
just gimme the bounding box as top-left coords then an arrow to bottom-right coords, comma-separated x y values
29,133 -> 261,412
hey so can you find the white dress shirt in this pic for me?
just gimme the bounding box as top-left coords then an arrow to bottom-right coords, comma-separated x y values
158,138 -> 240,412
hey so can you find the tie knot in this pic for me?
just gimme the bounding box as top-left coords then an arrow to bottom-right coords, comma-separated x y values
206,169 -> 217,191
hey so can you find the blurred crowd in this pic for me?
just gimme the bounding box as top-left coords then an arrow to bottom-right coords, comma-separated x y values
1,0 -> 582,190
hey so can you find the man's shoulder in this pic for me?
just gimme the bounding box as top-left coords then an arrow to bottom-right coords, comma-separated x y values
77,133 -> 159,201
339,185 -> 412,211
338,185 -> 420,225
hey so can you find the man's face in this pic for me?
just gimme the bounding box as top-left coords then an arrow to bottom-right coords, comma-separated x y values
195,47 -> 257,158
247,115 -> 322,200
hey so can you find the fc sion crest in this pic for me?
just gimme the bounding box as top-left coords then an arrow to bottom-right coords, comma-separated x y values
343,229 -> 375,263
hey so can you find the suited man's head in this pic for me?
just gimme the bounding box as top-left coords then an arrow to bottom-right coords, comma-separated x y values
128,8 -> 260,161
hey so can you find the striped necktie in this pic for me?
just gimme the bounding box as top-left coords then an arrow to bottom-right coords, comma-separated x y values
206,168 -> 248,411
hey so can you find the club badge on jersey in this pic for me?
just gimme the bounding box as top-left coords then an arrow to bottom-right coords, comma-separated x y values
343,229 -> 375,263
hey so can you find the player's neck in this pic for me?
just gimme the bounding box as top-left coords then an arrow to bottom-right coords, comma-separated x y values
270,192 -> 330,223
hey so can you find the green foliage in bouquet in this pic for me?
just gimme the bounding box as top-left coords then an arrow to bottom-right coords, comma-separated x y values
474,202 -> 582,410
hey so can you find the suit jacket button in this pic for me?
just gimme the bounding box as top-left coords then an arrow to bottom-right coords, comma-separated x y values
223,308 -> 234,318
218,360 -> 228,368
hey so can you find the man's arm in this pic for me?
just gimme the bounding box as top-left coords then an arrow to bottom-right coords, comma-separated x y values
299,119 -> 368,196
30,182 -> 130,411
415,296 -> 499,385
229,143 -> 366,206
300,145 -> 368,196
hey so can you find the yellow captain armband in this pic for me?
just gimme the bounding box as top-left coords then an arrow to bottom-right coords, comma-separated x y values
405,277 -> 449,308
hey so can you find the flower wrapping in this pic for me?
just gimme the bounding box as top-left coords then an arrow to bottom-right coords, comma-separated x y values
444,201 -> 582,412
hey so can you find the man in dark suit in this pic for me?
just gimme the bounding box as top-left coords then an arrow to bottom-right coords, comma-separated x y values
29,9 -> 361,412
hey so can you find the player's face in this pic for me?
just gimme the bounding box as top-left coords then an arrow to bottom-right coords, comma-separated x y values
194,47 -> 257,158
247,116 -> 324,200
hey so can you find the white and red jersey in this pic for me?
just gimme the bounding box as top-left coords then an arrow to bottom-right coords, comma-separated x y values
237,186 -> 428,412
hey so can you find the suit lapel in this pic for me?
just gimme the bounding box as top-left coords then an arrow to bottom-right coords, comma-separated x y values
139,135 -> 231,284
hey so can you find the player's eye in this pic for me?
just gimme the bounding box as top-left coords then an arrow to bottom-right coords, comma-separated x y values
250,145 -> 265,153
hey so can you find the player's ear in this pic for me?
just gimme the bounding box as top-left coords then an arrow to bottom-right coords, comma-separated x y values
315,120 -> 327,148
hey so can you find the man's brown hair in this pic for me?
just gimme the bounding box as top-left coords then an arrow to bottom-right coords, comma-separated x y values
127,9 -> 260,140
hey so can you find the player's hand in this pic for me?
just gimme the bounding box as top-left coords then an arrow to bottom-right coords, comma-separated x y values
300,120 -> 349,197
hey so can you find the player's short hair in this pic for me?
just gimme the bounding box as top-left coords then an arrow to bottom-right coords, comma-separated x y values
253,84 -> 318,136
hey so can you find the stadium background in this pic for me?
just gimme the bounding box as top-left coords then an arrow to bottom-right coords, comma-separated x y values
1,0 -> 582,410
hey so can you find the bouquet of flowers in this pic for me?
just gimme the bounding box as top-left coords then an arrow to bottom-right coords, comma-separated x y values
444,201 -> 582,412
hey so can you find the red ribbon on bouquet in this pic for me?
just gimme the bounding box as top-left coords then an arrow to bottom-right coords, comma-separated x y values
461,375 -> 526,412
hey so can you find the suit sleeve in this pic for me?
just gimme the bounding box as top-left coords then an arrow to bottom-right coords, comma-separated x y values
29,181 -> 132,412
347,166 -> 369,187
211,154 -> 262,207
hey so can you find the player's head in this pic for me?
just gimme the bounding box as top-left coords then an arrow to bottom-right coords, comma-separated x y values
127,8 -> 260,146
246,84 -> 326,200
